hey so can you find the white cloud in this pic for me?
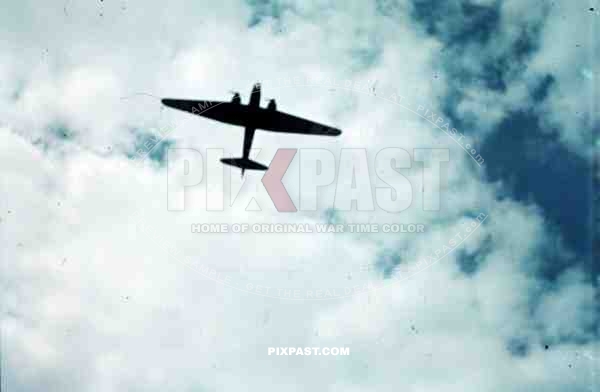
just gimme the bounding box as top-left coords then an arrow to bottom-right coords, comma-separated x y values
419,0 -> 598,156
0,1 -> 597,391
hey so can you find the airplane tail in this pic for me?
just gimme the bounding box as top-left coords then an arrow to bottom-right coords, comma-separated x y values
220,158 -> 268,172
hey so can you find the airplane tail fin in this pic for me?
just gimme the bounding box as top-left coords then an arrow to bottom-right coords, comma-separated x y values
220,158 -> 268,172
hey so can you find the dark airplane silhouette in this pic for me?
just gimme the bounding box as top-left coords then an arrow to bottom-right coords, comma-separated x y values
161,83 -> 342,176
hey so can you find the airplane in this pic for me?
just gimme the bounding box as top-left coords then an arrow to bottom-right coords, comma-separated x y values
161,83 -> 342,176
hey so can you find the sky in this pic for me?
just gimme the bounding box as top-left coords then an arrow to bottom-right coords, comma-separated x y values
0,0 -> 598,391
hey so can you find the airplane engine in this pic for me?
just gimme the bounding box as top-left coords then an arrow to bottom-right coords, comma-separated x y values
231,92 -> 241,104
267,99 -> 277,110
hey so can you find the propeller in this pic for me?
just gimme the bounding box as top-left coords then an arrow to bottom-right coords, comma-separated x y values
228,90 -> 241,103
263,97 -> 277,110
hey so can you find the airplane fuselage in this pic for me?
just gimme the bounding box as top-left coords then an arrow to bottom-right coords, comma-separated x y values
249,83 -> 261,107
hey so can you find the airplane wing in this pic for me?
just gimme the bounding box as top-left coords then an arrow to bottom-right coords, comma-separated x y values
161,99 -> 257,128
259,111 -> 342,136
161,98 -> 342,136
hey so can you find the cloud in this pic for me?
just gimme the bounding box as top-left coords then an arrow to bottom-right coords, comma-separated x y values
0,1 -> 597,391
410,0 -> 597,156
